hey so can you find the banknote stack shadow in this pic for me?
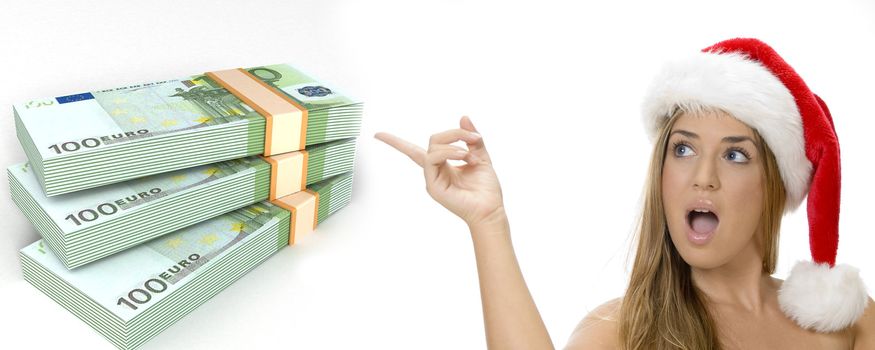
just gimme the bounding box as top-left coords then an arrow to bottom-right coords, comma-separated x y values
9,64 -> 361,349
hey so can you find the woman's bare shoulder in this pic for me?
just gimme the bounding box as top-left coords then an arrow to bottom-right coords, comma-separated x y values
564,298 -> 621,350
853,296 -> 875,349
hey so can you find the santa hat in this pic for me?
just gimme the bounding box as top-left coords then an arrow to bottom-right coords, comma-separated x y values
640,38 -> 868,332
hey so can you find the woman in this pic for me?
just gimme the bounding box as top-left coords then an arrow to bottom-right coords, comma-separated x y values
375,38 -> 873,349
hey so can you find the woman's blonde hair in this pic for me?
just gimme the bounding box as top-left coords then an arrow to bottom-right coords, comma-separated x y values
617,106 -> 787,349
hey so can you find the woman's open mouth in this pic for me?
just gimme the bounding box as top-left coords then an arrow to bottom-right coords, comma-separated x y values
686,209 -> 719,245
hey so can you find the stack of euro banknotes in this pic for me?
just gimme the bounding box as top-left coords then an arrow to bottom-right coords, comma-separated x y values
9,63 -> 361,349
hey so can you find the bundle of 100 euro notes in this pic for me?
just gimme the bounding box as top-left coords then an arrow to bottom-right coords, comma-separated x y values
15,63 -> 361,196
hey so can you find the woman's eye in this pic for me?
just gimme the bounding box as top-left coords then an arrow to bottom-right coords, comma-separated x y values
726,150 -> 749,163
674,144 -> 694,157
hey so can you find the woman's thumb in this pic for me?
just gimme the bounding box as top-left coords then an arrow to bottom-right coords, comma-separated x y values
460,115 -> 478,133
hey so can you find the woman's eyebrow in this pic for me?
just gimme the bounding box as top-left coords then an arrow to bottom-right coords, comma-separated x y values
670,129 -> 755,144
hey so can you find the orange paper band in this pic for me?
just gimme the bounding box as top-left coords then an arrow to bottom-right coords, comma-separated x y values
270,189 -> 320,245
206,68 -> 309,155
260,151 -> 308,200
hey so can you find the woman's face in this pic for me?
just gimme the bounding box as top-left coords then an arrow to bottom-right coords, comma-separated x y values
662,110 -> 764,269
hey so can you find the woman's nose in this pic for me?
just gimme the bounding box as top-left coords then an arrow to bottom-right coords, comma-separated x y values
693,157 -> 720,191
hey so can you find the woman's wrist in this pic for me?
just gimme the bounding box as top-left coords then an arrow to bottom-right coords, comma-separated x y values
467,206 -> 510,239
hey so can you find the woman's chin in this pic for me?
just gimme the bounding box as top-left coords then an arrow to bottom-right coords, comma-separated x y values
671,236 -> 727,269
680,253 -> 727,270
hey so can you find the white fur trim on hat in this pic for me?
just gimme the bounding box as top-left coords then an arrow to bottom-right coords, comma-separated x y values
641,51 -> 812,213
778,261 -> 869,333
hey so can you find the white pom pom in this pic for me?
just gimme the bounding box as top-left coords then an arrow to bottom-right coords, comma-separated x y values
778,261 -> 869,332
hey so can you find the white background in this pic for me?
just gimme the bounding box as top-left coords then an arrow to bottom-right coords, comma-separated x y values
0,1 -> 873,349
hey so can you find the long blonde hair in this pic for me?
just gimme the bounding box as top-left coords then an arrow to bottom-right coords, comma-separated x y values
618,107 -> 787,349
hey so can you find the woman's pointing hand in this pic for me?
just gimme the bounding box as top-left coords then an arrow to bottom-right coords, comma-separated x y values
375,116 -> 506,230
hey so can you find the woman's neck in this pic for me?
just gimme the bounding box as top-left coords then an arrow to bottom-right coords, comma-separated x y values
689,240 -> 777,314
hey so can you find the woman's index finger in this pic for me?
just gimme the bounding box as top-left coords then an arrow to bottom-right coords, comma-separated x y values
374,132 -> 426,167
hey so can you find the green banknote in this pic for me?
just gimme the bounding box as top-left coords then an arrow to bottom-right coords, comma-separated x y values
20,171 -> 354,350
9,138 -> 357,269
15,63 -> 362,196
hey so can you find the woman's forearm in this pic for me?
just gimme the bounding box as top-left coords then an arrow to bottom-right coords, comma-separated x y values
469,210 -> 554,350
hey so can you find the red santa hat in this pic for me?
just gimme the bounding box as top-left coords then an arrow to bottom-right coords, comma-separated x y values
641,38 -> 868,332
